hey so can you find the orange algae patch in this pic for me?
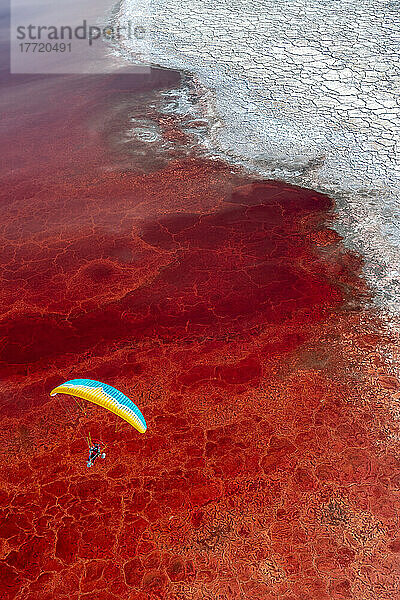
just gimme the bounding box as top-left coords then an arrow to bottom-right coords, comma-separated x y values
0,77 -> 400,600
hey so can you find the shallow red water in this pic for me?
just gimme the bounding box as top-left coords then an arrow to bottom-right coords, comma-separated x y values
1,68 -> 400,600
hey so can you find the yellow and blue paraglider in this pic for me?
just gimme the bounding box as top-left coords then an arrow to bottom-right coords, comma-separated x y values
50,379 -> 147,433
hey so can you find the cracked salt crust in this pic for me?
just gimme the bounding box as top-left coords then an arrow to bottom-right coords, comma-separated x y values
115,0 -> 400,312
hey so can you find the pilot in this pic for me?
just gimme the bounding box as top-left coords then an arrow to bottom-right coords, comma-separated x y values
87,443 -> 106,467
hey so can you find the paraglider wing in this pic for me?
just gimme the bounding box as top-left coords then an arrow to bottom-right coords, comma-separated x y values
50,379 -> 147,433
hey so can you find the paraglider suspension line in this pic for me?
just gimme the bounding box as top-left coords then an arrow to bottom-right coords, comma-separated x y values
71,397 -> 94,447
56,394 -> 93,449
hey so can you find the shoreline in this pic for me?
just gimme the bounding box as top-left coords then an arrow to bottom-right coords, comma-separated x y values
115,0 -> 400,314
1,8 -> 400,598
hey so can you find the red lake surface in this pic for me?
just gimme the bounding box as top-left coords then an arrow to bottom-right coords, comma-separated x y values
1,66 -> 400,600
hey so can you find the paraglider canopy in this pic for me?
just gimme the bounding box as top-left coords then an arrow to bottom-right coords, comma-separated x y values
50,378 -> 147,434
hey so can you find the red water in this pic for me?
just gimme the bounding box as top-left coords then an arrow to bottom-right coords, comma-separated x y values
1,68 -> 400,600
